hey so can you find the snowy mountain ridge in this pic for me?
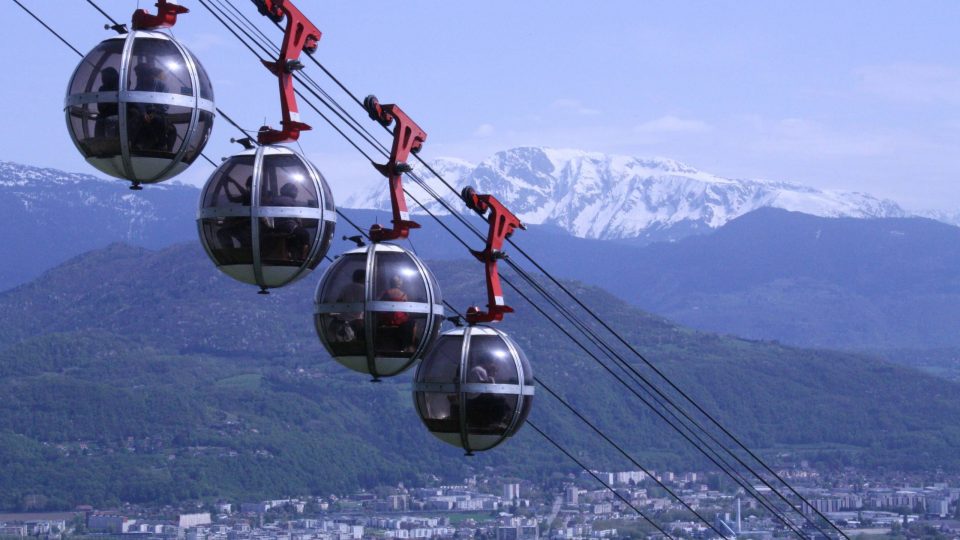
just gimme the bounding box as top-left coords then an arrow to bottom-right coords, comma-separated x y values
345,147 -> 915,240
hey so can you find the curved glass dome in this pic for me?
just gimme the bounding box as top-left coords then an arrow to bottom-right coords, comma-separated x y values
315,243 -> 444,380
197,145 -> 336,292
413,326 -> 534,454
64,30 -> 215,188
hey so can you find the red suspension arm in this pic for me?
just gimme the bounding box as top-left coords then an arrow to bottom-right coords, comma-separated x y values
364,95 -> 426,242
461,187 -> 526,324
132,0 -> 188,30
253,0 -> 321,145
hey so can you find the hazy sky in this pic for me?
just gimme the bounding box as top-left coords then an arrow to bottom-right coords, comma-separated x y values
3,1 -> 958,211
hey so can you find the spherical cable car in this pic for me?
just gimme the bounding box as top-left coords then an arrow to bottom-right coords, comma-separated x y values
197,145 -> 336,292
412,325 -> 534,454
411,187 -> 534,454
314,242 -> 444,380
64,27 -> 215,189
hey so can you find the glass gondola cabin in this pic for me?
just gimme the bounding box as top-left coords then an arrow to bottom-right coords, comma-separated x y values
413,326 -> 534,454
315,243 -> 444,379
197,145 -> 335,292
64,30 -> 215,188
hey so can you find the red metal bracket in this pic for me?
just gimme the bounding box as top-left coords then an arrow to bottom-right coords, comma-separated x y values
131,0 -> 189,30
461,187 -> 526,324
253,0 -> 321,145
364,95 -> 427,242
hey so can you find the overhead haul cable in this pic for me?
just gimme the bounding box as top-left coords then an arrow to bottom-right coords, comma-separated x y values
42,1 -> 843,537
188,3 -> 843,537
162,3 -> 843,537
22,3 -> 696,536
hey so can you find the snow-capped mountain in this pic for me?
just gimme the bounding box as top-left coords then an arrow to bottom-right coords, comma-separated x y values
345,147 -> 909,240
0,160 -> 199,290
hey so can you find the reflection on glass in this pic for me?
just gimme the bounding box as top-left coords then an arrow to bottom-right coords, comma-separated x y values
373,252 -> 427,302
466,335 -> 520,385
127,38 -> 192,96
261,155 -> 319,207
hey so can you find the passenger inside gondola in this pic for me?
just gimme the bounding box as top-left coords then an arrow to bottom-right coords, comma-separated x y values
261,182 -> 311,263
128,63 -> 176,152
377,274 -> 416,353
215,176 -> 253,252
95,67 -> 120,137
466,357 -> 511,433
332,268 -> 366,345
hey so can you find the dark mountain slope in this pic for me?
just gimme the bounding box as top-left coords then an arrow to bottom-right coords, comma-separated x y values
0,242 -> 959,509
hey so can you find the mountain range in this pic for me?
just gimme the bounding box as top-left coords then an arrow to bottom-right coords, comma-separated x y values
344,147 -> 915,241
4,156 -> 960,508
5,158 -> 960,356
0,160 -> 197,290
1,242 -> 959,510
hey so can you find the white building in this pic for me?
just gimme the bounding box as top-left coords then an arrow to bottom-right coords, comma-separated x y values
180,513 -> 212,529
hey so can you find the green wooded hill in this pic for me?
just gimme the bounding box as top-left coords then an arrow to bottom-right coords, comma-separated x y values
1,241 -> 958,511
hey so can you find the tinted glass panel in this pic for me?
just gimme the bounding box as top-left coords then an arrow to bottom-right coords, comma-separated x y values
127,103 -> 190,157
416,392 -> 460,434
191,50 -> 214,101
466,394 -> 517,435
373,252 -> 428,303
318,253 -> 367,304
200,218 -> 253,265
260,154 -> 318,207
509,336 -> 534,386
128,38 -> 192,96
260,217 -> 318,267
425,265 -> 443,304
373,312 -> 427,357
201,155 -> 255,208
423,316 -> 443,354
508,396 -> 533,437
68,103 -> 120,158
310,221 -> 335,270
183,110 -> 214,164
317,314 -> 366,358
69,39 -> 124,95
466,335 -> 520,385
316,168 -> 335,211
417,335 -> 462,384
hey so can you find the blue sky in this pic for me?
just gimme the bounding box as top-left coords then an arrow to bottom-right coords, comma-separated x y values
3,1 -> 958,211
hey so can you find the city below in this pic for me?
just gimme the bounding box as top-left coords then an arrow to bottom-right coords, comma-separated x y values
3,465 -> 960,540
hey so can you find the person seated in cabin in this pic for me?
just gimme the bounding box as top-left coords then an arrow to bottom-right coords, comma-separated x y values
377,274 -> 416,353
330,268 -> 366,345
465,360 -> 511,432
128,62 -> 177,152
95,67 -> 120,138
261,182 -> 310,262
216,176 -> 253,255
